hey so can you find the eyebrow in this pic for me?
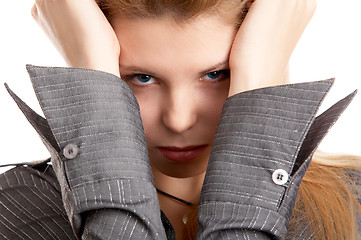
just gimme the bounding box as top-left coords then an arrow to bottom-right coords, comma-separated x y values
199,59 -> 230,76
119,58 -> 230,77
118,65 -> 158,76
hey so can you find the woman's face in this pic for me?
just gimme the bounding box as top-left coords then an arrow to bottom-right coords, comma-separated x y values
112,15 -> 237,178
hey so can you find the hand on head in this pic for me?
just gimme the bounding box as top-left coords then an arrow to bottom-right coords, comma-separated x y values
31,0 -> 316,95
31,0 -> 121,77
229,0 -> 316,95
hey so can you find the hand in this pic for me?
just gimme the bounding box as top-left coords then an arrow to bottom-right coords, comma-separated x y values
229,0 -> 316,96
32,0 -> 120,77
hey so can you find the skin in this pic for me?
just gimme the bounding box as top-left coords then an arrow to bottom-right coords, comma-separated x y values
112,17 -> 235,236
113,16 -> 234,178
31,0 -> 316,238
31,0 -> 316,90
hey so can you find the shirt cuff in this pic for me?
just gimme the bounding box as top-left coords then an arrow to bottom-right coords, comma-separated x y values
197,79 -> 357,239
6,65 -> 166,239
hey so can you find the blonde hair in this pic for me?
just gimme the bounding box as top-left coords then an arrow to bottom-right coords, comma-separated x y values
182,152 -> 361,240
96,0 -> 361,239
96,0 -> 249,25
287,152 -> 361,239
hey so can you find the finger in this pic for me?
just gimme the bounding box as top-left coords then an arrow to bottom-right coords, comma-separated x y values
31,4 -> 38,20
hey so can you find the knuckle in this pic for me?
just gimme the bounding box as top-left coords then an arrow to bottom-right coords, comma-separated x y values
310,0 -> 317,11
31,4 -> 38,19
306,0 -> 317,16
34,0 -> 43,6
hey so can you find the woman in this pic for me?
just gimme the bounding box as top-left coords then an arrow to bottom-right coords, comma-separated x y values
0,0 -> 360,239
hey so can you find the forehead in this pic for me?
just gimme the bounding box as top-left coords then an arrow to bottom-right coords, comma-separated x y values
111,16 -> 237,75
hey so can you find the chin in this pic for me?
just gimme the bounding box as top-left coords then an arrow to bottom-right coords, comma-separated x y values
150,156 -> 209,179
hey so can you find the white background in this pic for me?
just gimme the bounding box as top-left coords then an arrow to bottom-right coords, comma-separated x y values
0,0 -> 360,169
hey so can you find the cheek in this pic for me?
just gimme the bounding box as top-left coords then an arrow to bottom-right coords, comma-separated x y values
198,84 -> 229,128
133,90 -> 161,142
131,82 -> 229,143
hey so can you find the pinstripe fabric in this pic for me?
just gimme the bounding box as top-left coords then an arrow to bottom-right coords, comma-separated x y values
1,66 -> 357,239
0,162 -> 75,239
197,80 -> 357,239
7,65 -> 167,239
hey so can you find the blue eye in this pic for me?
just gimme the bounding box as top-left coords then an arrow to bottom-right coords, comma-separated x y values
206,71 -> 221,79
123,74 -> 156,86
136,74 -> 153,83
201,70 -> 229,82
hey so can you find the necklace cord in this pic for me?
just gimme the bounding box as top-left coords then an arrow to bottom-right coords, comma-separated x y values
156,188 -> 193,206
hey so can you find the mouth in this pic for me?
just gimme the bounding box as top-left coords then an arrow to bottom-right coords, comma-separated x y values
157,145 -> 208,163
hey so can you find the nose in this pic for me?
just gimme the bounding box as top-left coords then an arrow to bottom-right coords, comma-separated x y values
162,87 -> 197,134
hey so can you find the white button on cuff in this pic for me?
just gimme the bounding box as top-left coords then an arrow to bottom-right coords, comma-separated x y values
272,169 -> 289,185
63,144 -> 79,159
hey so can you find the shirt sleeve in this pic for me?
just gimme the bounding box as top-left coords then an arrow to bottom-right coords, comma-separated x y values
196,79 -> 357,239
5,65 -> 168,240
5,66 -> 356,240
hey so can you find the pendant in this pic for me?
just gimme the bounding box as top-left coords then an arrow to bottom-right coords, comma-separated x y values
182,214 -> 188,225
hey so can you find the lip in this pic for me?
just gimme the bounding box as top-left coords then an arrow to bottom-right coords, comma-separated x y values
157,145 -> 208,163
